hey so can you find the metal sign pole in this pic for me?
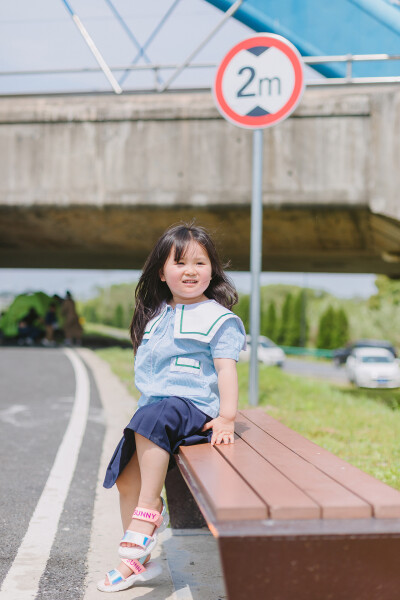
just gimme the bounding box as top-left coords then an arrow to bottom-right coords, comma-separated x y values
213,34 -> 304,407
249,128 -> 263,407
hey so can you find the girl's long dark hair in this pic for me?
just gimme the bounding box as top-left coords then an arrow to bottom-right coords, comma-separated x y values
130,223 -> 238,352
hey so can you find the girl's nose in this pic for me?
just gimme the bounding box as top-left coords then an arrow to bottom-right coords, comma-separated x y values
184,264 -> 196,275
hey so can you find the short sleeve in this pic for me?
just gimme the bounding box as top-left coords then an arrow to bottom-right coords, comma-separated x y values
210,318 -> 246,361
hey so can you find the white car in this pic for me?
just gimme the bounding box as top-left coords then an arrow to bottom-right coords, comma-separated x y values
346,347 -> 400,389
239,335 -> 285,367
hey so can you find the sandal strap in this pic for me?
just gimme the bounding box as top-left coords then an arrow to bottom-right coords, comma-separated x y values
131,506 -> 163,528
106,569 -> 125,585
121,558 -> 147,575
120,529 -> 154,549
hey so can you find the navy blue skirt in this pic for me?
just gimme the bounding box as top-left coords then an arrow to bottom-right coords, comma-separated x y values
103,396 -> 212,489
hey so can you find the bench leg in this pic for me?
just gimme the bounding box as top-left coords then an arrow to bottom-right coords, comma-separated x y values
165,463 -> 207,529
217,534 -> 400,600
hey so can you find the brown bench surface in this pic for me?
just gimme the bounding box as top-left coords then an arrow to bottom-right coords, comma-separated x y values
178,408 -> 400,522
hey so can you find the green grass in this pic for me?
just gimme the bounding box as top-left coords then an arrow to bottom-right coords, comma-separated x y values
83,322 -> 129,339
95,347 -> 400,490
96,347 -> 137,397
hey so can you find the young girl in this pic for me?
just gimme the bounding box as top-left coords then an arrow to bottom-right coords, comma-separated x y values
97,223 -> 246,592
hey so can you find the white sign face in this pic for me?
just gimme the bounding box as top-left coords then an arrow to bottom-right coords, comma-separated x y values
213,34 -> 304,129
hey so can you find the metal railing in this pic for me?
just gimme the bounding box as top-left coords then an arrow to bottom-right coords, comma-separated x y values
0,54 -> 399,95
303,53 -> 400,85
279,346 -> 334,359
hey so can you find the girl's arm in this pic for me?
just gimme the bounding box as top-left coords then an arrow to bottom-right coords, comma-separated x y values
202,358 -> 238,446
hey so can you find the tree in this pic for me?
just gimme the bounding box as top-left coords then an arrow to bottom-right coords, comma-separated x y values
299,289 -> 309,347
277,293 -> 292,345
317,307 -> 350,350
114,304 -> 124,328
285,291 -> 304,347
82,304 -> 98,323
261,300 -> 278,342
317,306 -> 336,349
233,294 -> 250,333
332,308 -> 349,348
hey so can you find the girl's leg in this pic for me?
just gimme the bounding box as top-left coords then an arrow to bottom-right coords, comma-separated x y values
116,451 -> 141,531
103,434 -> 169,586
122,432 -> 170,544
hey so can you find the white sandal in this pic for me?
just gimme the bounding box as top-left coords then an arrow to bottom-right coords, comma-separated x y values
97,557 -> 162,593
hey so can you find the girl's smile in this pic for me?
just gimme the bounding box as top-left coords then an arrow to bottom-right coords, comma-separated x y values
160,241 -> 212,306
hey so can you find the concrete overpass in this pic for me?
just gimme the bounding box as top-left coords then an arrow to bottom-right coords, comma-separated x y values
1,85 -> 400,275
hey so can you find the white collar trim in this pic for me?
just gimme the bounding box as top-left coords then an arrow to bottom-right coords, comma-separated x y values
142,299 -> 246,345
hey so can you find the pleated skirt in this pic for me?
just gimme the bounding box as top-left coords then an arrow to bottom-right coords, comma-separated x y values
103,396 -> 212,488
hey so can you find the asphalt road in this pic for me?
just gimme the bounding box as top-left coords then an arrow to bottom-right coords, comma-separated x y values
282,357 -> 349,385
0,347 -> 105,600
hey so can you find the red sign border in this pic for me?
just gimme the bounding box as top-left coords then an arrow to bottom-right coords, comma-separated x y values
213,34 -> 304,129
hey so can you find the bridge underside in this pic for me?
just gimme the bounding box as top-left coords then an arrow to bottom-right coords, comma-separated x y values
2,205 -> 400,276
1,89 -> 400,276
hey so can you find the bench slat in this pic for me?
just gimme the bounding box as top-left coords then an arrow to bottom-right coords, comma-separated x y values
242,409 -> 400,519
216,436 -> 321,519
236,413 -> 371,519
179,443 -> 268,521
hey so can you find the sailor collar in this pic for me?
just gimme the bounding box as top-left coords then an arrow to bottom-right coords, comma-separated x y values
142,299 -> 246,344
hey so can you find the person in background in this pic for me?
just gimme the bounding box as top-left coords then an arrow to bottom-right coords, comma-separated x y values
42,302 -> 59,347
61,291 -> 83,346
17,307 -> 41,346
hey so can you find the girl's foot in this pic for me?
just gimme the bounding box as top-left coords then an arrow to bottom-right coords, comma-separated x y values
104,555 -> 150,587
98,555 -> 163,592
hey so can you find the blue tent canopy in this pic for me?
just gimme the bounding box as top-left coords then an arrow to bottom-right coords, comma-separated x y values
205,0 -> 400,77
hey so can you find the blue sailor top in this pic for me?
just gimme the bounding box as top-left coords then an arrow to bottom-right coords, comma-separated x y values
134,299 -> 246,418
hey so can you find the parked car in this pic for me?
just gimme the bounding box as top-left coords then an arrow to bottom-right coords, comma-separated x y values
333,339 -> 397,366
346,347 -> 400,388
239,335 -> 285,367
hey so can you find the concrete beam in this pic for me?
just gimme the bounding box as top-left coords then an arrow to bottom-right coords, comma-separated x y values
0,87 -> 400,274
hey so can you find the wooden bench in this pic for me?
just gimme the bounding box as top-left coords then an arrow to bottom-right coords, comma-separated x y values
165,408 -> 400,600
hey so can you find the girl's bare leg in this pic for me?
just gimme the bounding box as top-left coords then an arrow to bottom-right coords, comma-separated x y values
116,451 -> 141,531
104,434 -> 169,585
121,432 -> 170,544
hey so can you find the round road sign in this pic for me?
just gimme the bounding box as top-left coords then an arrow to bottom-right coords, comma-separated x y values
213,34 -> 304,129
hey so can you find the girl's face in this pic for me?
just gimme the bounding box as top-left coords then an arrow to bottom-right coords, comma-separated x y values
160,240 -> 212,306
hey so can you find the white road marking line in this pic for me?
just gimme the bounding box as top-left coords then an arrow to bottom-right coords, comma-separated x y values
0,349 -> 90,600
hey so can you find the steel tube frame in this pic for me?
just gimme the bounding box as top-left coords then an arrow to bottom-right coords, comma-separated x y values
60,0 -> 122,94
159,0 -> 244,92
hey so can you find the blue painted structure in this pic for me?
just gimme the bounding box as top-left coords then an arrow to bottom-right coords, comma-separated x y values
205,0 -> 400,77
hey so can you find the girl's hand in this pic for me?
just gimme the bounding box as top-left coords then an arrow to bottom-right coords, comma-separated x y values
202,416 -> 235,446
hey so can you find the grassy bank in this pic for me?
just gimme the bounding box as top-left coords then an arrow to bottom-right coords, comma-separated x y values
96,347 -> 400,490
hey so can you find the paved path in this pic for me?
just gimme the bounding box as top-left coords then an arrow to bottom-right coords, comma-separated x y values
0,347 -> 225,600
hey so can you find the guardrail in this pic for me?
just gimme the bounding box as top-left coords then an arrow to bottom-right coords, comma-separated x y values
0,53 -> 400,95
279,346 -> 335,359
